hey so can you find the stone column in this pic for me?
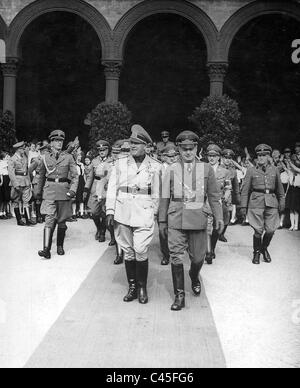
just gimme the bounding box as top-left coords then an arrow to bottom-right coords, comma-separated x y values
1,57 -> 19,118
207,62 -> 228,97
103,61 -> 122,103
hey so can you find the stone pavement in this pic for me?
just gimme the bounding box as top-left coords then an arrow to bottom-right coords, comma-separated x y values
0,219 -> 300,368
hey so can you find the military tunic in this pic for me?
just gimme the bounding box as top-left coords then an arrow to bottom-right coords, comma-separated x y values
212,165 -> 232,226
157,141 -> 175,158
106,155 -> 161,262
159,159 -> 222,266
37,150 -> 79,228
241,164 -> 285,235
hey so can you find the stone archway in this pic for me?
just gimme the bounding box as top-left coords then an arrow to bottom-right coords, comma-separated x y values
219,1 -> 300,62
113,0 -> 218,63
6,0 -> 112,59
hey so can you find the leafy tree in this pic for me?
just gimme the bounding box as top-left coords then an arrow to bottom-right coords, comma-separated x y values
188,95 -> 241,152
86,102 -> 132,151
0,111 -> 17,152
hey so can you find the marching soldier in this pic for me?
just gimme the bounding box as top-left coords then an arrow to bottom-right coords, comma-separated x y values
156,131 -> 175,160
205,144 -> 232,264
106,125 -> 161,304
159,131 -> 223,311
240,144 -> 285,265
84,140 -> 115,244
37,130 -> 79,260
221,149 -> 241,241
8,141 -> 36,226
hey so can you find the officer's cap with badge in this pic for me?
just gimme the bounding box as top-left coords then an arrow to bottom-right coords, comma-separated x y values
49,130 -> 65,142
163,144 -> 178,157
13,141 -> 26,150
96,140 -> 110,151
130,125 -> 153,145
223,149 -> 235,159
161,131 -> 170,138
207,144 -> 222,156
112,140 -> 123,154
255,144 -> 272,156
176,131 -> 199,148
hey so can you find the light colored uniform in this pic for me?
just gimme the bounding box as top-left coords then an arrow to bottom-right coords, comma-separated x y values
106,155 -> 161,262
8,153 -> 32,209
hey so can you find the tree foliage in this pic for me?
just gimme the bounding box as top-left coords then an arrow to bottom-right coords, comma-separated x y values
0,111 -> 17,152
189,95 -> 241,151
86,102 -> 132,151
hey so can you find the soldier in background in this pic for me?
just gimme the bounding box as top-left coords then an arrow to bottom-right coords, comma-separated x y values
84,140 -> 115,244
37,130 -> 79,260
205,144 -> 231,264
106,125 -> 161,305
159,131 -> 223,311
156,131 -> 175,160
240,144 -> 285,265
8,141 -> 36,226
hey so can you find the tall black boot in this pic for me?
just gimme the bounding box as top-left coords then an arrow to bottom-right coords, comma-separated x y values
136,260 -> 149,304
99,217 -> 106,243
92,217 -> 101,241
123,260 -> 137,302
36,203 -> 43,224
38,227 -> 54,260
24,208 -> 36,226
108,225 -> 116,246
219,225 -> 228,243
211,230 -> 219,258
253,236 -> 262,265
262,233 -> 274,263
57,227 -> 67,256
171,264 -> 185,311
189,262 -> 202,296
114,244 -> 123,265
14,208 -> 26,226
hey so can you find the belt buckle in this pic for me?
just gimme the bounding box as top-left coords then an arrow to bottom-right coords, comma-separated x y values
55,178 -> 59,183
132,186 -> 138,195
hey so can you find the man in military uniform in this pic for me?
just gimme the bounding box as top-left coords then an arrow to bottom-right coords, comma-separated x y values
106,125 -> 161,304
8,141 -> 36,226
159,131 -> 223,311
156,131 -> 175,160
205,144 -> 232,264
220,148 -> 241,241
240,144 -> 285,264
84,140 -> 115,244
37,130 -> 79,260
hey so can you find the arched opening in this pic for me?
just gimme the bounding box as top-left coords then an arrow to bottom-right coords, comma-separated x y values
17,11 -> 105,148
120,13 -> 209,140
225,14 -> 300,149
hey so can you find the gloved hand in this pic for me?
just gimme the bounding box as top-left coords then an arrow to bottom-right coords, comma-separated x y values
240,208 -> 247,218
216,220 -> 225,235
106,215 -> 115,229
66,190 -> 76,199
159,222 -> 168,240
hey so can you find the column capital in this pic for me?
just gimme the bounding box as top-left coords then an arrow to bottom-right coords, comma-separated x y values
207,62 -> 228,82
1,57 -> 20,77
102,60 -> 122,80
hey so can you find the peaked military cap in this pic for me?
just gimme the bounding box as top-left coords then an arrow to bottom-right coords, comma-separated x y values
121,140 -> 131,152
112,140 -> 123,154
176,131 -> 199,146
49,130 -> 65,141
255,144 -> 272,155
163,144 -> 178,156
130,125 -> 153,145
207,144 -> 222,156
13,141 -> 26,150
223,149 -> 235,158
161,131 -> 170,137
283,148 -> 292,153
96,140 -> 110,150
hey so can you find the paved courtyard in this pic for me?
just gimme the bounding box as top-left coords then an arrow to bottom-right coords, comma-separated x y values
0,219 -> 299,368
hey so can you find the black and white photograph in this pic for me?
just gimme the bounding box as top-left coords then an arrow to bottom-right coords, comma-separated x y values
0,0 -> 300,371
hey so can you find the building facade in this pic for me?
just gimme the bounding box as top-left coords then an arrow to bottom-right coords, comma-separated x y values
0,0 -> 300,120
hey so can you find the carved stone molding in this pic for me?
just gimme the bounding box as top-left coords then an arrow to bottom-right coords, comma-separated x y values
103,61 -> 122,80
1,57 -> 19,77
207,62 -> 228,82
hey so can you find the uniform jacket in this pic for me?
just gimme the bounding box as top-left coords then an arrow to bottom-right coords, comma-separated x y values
37,150 -> 79,201
157,141 -> 175,156
85,156 -> 113,200
241,165 -> 285,210
8,153 -> 32,188
158,159 -> 223,230
106,155 -> 161,228
224,166 -> 241,206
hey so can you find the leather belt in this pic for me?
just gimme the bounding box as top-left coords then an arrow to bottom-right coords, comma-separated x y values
253,189 -> 274,194
171,198 -> 196,203
118,186 -> 152,195
47,178 -> 71,184
15,172 -> 27,176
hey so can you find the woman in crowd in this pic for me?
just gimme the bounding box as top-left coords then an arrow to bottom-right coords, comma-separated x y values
285,151 -> 300,231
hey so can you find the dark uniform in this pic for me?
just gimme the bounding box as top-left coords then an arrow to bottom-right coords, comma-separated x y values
37,130 -> 79,260
241,144 -> 285,264
8,141 -> 36,226
156,131 -> 175,160
159,131 -> 223,311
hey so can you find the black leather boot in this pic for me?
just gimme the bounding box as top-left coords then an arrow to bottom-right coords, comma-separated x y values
262,233 -> 273,263
123,260 -> 137,302
36,204 -> 43,224
189,262 -> 202,296
211,230 -> 219,259
253,236 -> 262,265
171,264 -> 185,311
136,260 -> 149,304
57,227 -> 66,256
38,227 -> 53,260
108,225 -> 116,246
24,208 -> 36,226
93,217 -> 101,241
219,225 -> 228,243
99,218 -> 106,243
114,245 -> 124,265
14,208 -> 26,226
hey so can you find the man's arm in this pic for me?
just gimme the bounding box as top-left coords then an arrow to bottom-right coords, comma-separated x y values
68,155 -> 79,195
206,165 -> 223,223
276,169 -> 286,212
8,157 -> 18,188
158,165 -> 171,224
240,169 -> 253,209
106,164 -> 118,217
